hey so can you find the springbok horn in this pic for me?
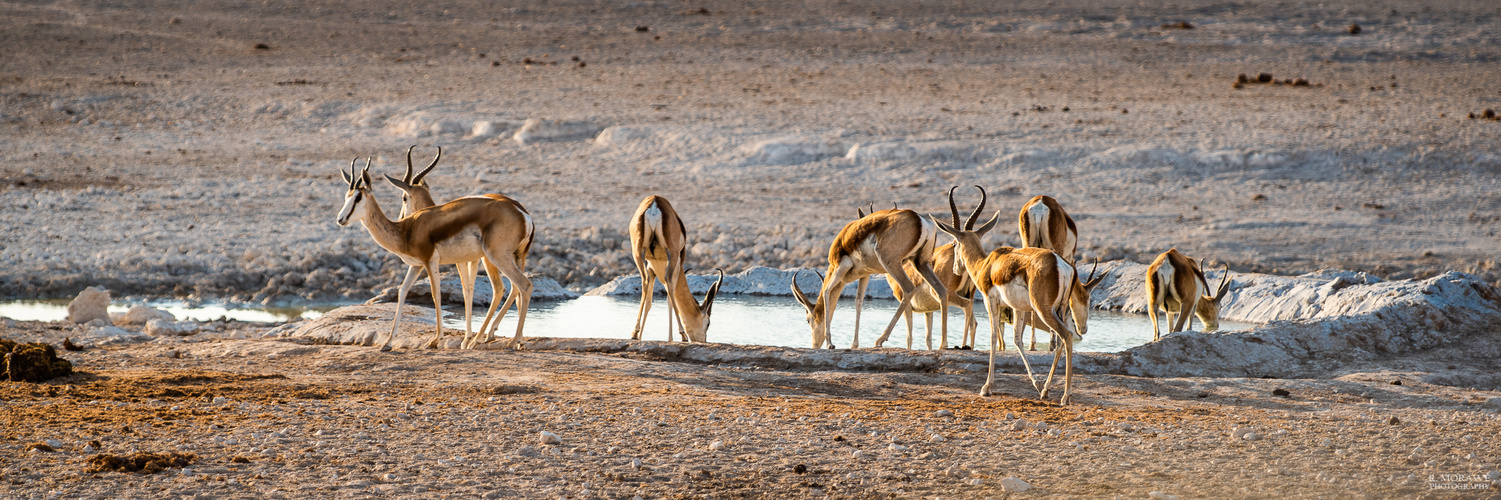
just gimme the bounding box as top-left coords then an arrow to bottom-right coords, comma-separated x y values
948,183 -> 960,228
966,185 -> 987,230
343,158 -> 358,187
413,146 -> 441,184
1215,263 -> 1232,300
403,145 -> 417,183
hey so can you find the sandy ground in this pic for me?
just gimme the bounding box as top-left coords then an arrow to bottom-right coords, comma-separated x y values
2,322 -> 1501,498
1,0 -> 1500,302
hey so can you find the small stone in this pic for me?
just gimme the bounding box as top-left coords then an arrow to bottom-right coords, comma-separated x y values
1010,419 -> 1029,431
1388,416 -> 1401,425
934,409 -> 953,417
1032,421 -> 1049,431
382,473 -> 397,482
929,434 -> 947,443
1148,492 -> 1180,500
1272,388 -> 1290,397
968,478 -> 984,486
539,431 -> 562,445
1482,397 -> 1501,409
792,464 -> 807,474
1485,470 -> 1500,481
1122,445 -> 1138,453
1243,432 -> 1262,441
44,438 -> 64,449
631,458 -> 643,469
943,467 -> 967,478
708,440 -> 724,451
887,443 -> 907,452
852,450 -> 868,459
1318,438 -> 1332,447
999,476 -> 1031,493
1231,427 -> 1252,439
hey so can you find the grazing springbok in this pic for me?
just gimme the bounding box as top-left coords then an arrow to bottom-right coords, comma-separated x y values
628,195 -> 724,343
336,158 -> 534,351
1017,194 -> 1079,351
858,201 -> 976,350
792,207 -> 948,349
1145,249 -> 1232,340
935,185 -> 1087,405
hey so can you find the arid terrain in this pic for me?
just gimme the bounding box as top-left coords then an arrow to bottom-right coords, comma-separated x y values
3,0 -> 1501,497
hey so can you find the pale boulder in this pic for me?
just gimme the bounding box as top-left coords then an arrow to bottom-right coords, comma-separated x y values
66,286 -> 110,324
115,305 -> 175,326
513,119 -> 604,144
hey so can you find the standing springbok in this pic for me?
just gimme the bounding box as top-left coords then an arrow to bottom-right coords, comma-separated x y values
383,145 -> 516,347
336,158 -> 534,351
792,207 -> 948,349
1146,249 -> 1231,340
935,185 -> 1087,405
628,195 -> 724,343
860,199 -> 976,350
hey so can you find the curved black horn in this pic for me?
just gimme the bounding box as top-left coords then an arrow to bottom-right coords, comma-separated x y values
413,146 -> 440,184
1083,258 -> 1103,288
947,185 -> 961,230
966,185 -> 987,230
1215,263 -> 1232,300
403,145 -> 417,183
343,158 -> 358,187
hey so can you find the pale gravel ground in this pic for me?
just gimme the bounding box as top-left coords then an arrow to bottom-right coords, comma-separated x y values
1,322 -> 1500,499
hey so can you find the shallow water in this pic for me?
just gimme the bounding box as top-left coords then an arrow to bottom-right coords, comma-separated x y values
441,295 -> 1257,353
1,295 -> 1254,353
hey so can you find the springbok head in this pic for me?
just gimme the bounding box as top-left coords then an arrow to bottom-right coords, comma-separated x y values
382,145 -> 441,218
336,157 -> 373,226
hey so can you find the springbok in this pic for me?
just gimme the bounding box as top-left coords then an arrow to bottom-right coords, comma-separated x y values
792,207 -> 948,349
1146,249 -> 1232,340
1017,194 -> 1080,351
336,157 -> 534,351
383,145 -> 516,345
935,185 -> 1087,405
628,195 -> 724,342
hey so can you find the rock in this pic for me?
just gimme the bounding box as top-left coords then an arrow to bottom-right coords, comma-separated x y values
1243,432 -> 1262,441
933,409 -> 954,417
1388,416 -> 1401,425
144,319 -> 199,337
539,431 -> 562,445
1272,388 -> 1290,397
85,318 -> 112,328
466,120 -> 516,141
1032,421 -> 1049,431
1318,438 -> 1332,447
1010,419 -> 1029,431
116,306 -> 175,326
67,286 -> 111,324
851,450 -> 868,459
594,125 -> 658,145
887,443 -> 907,452
1149,492 -> 1180,500
739,135 -> 846,164
84,326 -> 148,345
929,434 -> 946,443
631,458 -> 643,470
998,476 -> 1031,493
708,440 -> 724,451
513,118 -> 604,144
968,478 -> 984,486
1483,397 -> 1501,409
1231,427 -> 1253,439
1486,470 -> 1500,481
44,438 -> 64,449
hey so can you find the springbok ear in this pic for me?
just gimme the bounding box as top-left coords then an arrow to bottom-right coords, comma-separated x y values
384,173 -> 413,190
340,169 -> 353,186
856,207 -> 866,219
701,269 -> 724,314
931,215 -> 960,237
974,210 -> 1003,236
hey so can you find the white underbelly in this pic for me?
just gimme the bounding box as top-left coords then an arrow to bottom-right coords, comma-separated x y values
435,227 -> 487,264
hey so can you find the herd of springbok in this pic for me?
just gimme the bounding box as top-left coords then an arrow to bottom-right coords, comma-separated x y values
336,147 -> 1234,405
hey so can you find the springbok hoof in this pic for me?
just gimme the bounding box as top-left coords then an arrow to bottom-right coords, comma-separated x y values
1059,394 -> 1071,406
979,384 -> 993,397
1039,388 -> 1051,399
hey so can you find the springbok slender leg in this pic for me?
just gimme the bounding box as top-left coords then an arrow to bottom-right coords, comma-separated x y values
458,260 -> 478,347
852,276 -> 869,348
423,259 -> 447,349
381,266 -> 424,352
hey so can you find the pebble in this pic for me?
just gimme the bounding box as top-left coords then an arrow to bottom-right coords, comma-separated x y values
999,476 -> 1031,493
539,431 -> 562,445
1231,427 -> 1252,439
942,468 -> 967,478
382,473 -> 397,482
934,410 -> 953,417
1032,421 -> 1049,431
929,434 -> 947,443
1318,438 -> 1332,447
82,445 -> 96,453
1010,419 -> 1029,431
709,440 -> 725,451
1243,432 -> 1262,441
967,478 -> 983,486
44,439 -> 64,449
1148,492 -> 1180,500
1486,470 -> 1500,481
631,458 -> 643,470
1047,429 -> 1062,437
852,450 -> 868,459
887,443 -> 907,452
